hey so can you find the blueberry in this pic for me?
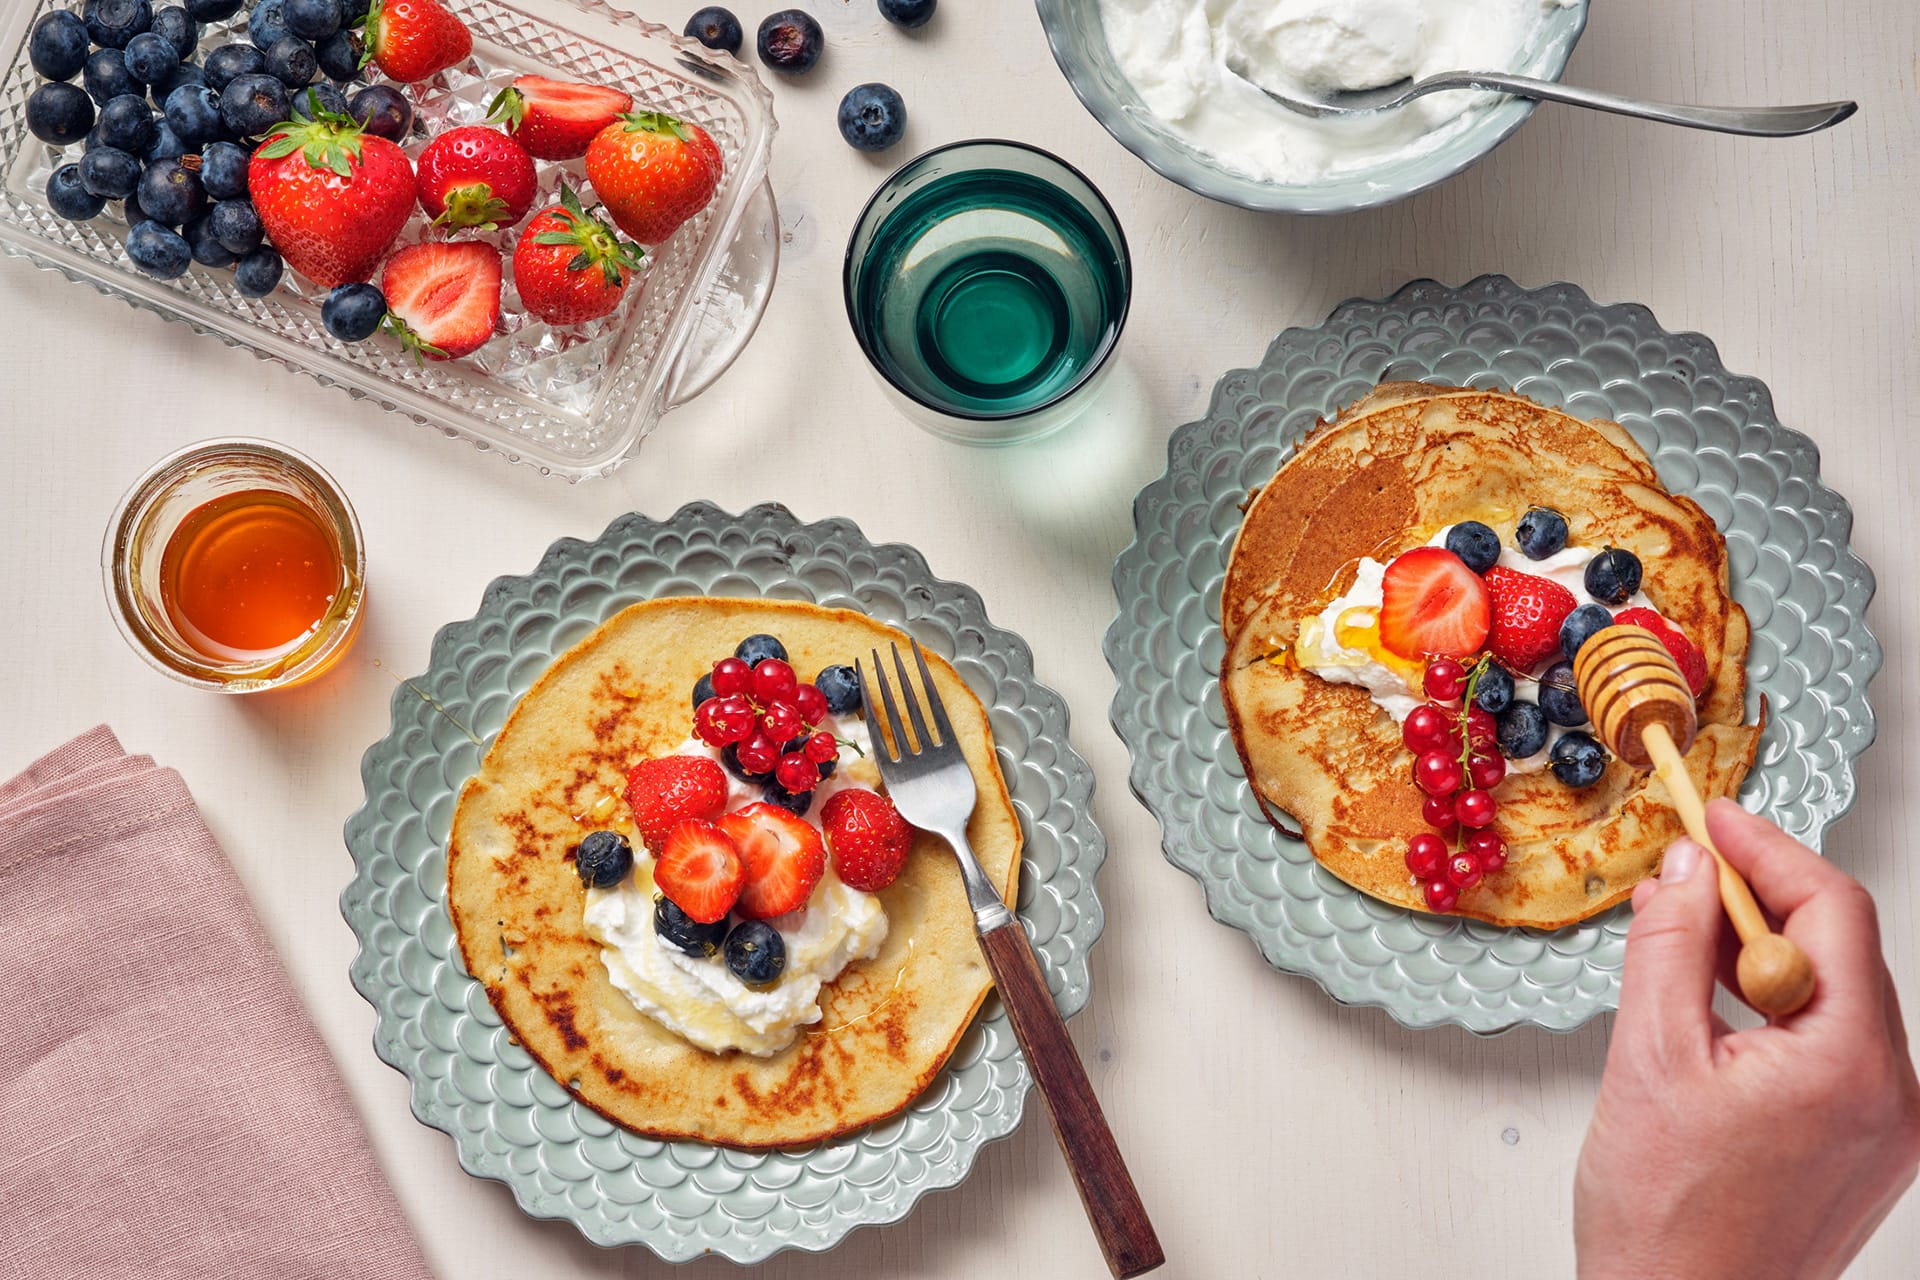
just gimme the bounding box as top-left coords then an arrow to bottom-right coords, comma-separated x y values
314,29 -> 361,81
338,0 -> 369,20
755,9 -> 822,74
683,6 -> 742,53
1514,506 -> 1569,560
140,156 -> 206,225
125,219 -> 191,278
285,0 -> 339,39
814,664 -> 861,715
1494,700 -> 1548,759
185,0 -> 245,19
96,93 -> 159,154
816,756 -> 836,780
219,71 -> 289,139
322,281 -> 386,340
209,197 -> 263,252
121,191 -> 147,224
144,121 -> 187,162
1583,547 -> 1643,607
1549,731 -> 1609,787
125,32 -> 181,84
760,781 -> 813,817
29,12 -> 91,82
85,0 -> 154,49
723,920 -> 785,986
165,84 -> 223,145
27,83 -> 96,146
85,50 -> 141,106
249,0 -> 293,49
1559,602 -> 1612,661
1474,661 -> 1514,715
734,633 -> 787,665
80,146 -> 142,199
46,164 -> 107,220
290,82 -> 347,117
148,62 -> 206,106
877,0 -> 935,28
265,35 -> 317,87
231,243 -> 282,295
184,210 -> 235,265
837,82 -> 905,152
204,42 -> 267,91
691,671 -> 716,709
572,829 -> 633,889
347,83 -> 410,140
151,6 -> 199,57
1444,520 -> 1500,574
198,139 -> 250,198
1538,660 -> 1587,727
653,895 -> 726,958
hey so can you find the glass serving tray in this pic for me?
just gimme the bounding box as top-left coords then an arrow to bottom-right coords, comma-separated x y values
0,0 -> 777,479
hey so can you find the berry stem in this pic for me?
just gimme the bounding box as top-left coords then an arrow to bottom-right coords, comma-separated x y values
1452,657 -> 1490,853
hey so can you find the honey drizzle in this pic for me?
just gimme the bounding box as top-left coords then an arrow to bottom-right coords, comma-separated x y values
372,659 -> 484,746
811,935 -> 915,1039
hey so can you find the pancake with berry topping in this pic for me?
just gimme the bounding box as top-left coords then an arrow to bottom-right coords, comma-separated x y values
447,598 -> 1021,1148
1221,386 -> 1762,930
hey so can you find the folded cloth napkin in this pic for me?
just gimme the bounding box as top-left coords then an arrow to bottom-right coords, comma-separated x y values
0,726 -> 433,1280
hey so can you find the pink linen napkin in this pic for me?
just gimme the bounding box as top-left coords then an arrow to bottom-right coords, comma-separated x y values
0,726 -> 433,1280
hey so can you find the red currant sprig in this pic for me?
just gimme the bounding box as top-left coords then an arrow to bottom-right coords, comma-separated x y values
1402,655 -> 1509,912
693,656 -> 865,791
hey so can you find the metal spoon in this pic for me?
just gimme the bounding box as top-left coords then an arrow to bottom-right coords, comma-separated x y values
1225,57 -> 1857,138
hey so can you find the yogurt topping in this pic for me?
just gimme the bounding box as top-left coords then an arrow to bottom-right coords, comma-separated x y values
1098,0 -> 1577,184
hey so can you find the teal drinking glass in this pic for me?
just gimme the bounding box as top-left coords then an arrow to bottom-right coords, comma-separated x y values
843,140 -> 1132,446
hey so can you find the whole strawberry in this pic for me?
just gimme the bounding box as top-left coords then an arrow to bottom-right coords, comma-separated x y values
416,125 -> 537,230
513,184 -> 645,325
249,107 -> 416,288
362,0 -> 470,82
584,110 -> 723,245
624,754 -> 729,848
487,75 -> 632,161
820,787 -> 913,892
1482,564 -> 1577,671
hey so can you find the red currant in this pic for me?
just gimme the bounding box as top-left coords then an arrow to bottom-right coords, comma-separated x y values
1465,706 -> 1498,750
693,697 -> 727,746
793,683 -> 829,726
1467,830 -> 1507,874
774,752 -> 817,793
711,656 -> 752,698
1446,852 -> 1484,889
760,700 -> 805,743
1405,832 -> 1448,880
1402,703 -> 1454,754
1414,749 -> 1464,797
1420,792 -> 1459,833
750,658 -> 798,704
1423,879 -> 1460,913
803,731 -> 838,764
1423,658 -> 1467,702
1468,752 -> 1506,790
736,733 -> 778,775
1454,789 -> 1497,828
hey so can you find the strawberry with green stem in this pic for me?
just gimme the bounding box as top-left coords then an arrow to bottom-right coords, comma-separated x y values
512,183 -> 645,326
584,109 -> 723,245
248,103 -> 416,288
359,0 -> 470,82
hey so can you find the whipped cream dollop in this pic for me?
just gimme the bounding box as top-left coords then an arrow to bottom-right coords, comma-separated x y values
1098,0 -> 1577,184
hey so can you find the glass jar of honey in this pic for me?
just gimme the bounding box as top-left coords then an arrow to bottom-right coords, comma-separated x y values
103,439 -> 366,692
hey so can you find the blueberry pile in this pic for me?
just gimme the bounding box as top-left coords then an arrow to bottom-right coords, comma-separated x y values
25,0 -> 404,293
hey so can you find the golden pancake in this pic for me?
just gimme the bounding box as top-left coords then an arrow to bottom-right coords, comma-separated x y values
1221,386 -> 1762,929
448,598 -> 1021,1148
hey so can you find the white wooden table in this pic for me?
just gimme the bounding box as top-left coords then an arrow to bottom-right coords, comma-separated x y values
3,0 -> 1914,1274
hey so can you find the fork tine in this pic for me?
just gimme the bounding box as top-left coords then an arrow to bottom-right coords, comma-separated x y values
908,639 -> 955,747
890,642 -> 936,752
863,649 -> 909,760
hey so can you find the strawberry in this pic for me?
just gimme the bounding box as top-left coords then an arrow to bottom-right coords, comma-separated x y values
247,108 -> 415,288
621,754 -> 729,847
486,75 -> 632,161
1615,608 -> 1711,698
360,0 -> 470,82
414,125 -> 537,231
379,240 -> 502,360
718,802 -> 825,920
584,110 -> 723,245
653,818 -> 744,923
512,183 -> 646,325
820,788 -> 913,892
1379,547 -> 1491,661
1482,565 -> 1578,671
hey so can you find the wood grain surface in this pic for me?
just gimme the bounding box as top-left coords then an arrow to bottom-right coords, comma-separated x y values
1,0 -> 1914,1276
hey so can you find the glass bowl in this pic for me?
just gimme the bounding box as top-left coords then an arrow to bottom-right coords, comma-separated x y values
1033,0 -> 1590,215
0,0 -> 778,479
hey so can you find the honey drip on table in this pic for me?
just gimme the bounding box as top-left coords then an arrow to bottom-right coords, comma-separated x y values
160,488 -> 342,661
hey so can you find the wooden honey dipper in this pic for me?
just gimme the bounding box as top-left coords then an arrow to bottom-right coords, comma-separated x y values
1573,625 -> 1815,1017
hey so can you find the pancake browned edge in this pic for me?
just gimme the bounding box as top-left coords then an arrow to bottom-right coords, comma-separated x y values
448,598 -> 1022,1149
1220,385 -> 1763,930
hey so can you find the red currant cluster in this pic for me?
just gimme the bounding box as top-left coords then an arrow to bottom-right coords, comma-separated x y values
1401,657 -> 1510,913
693,657 -> 841,795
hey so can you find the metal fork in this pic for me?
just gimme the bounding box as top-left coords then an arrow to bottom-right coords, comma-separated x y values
860,641 -> 1163,1279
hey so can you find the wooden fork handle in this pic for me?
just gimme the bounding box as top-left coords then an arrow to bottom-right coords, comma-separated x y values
976,920 -> 1164,1277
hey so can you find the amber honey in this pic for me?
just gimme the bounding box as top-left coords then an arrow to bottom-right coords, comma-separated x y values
159,489 -> 345,660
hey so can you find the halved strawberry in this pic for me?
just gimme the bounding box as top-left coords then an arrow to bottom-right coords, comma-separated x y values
487,75 -> 633,161
718,802 -> 825,919
1482,565 -> 1578,671
380,240 -> 502,361
1615,608 -> 1710,698
622,754 -> 728,847
653,818 -> 744,923
821,788 -> 913,892
1379,547 -> 1491,660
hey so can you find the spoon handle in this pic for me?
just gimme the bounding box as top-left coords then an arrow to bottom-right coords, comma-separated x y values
1417,71 -> 1857,137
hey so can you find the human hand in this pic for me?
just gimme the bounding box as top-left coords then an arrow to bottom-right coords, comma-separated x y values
1575,799 -> 1920,1280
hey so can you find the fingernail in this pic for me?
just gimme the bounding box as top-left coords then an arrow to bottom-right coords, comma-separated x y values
1664,839 -> 1701,884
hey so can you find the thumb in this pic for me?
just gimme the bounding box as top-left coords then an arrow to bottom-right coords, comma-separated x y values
1615,839 -> 1723,1064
